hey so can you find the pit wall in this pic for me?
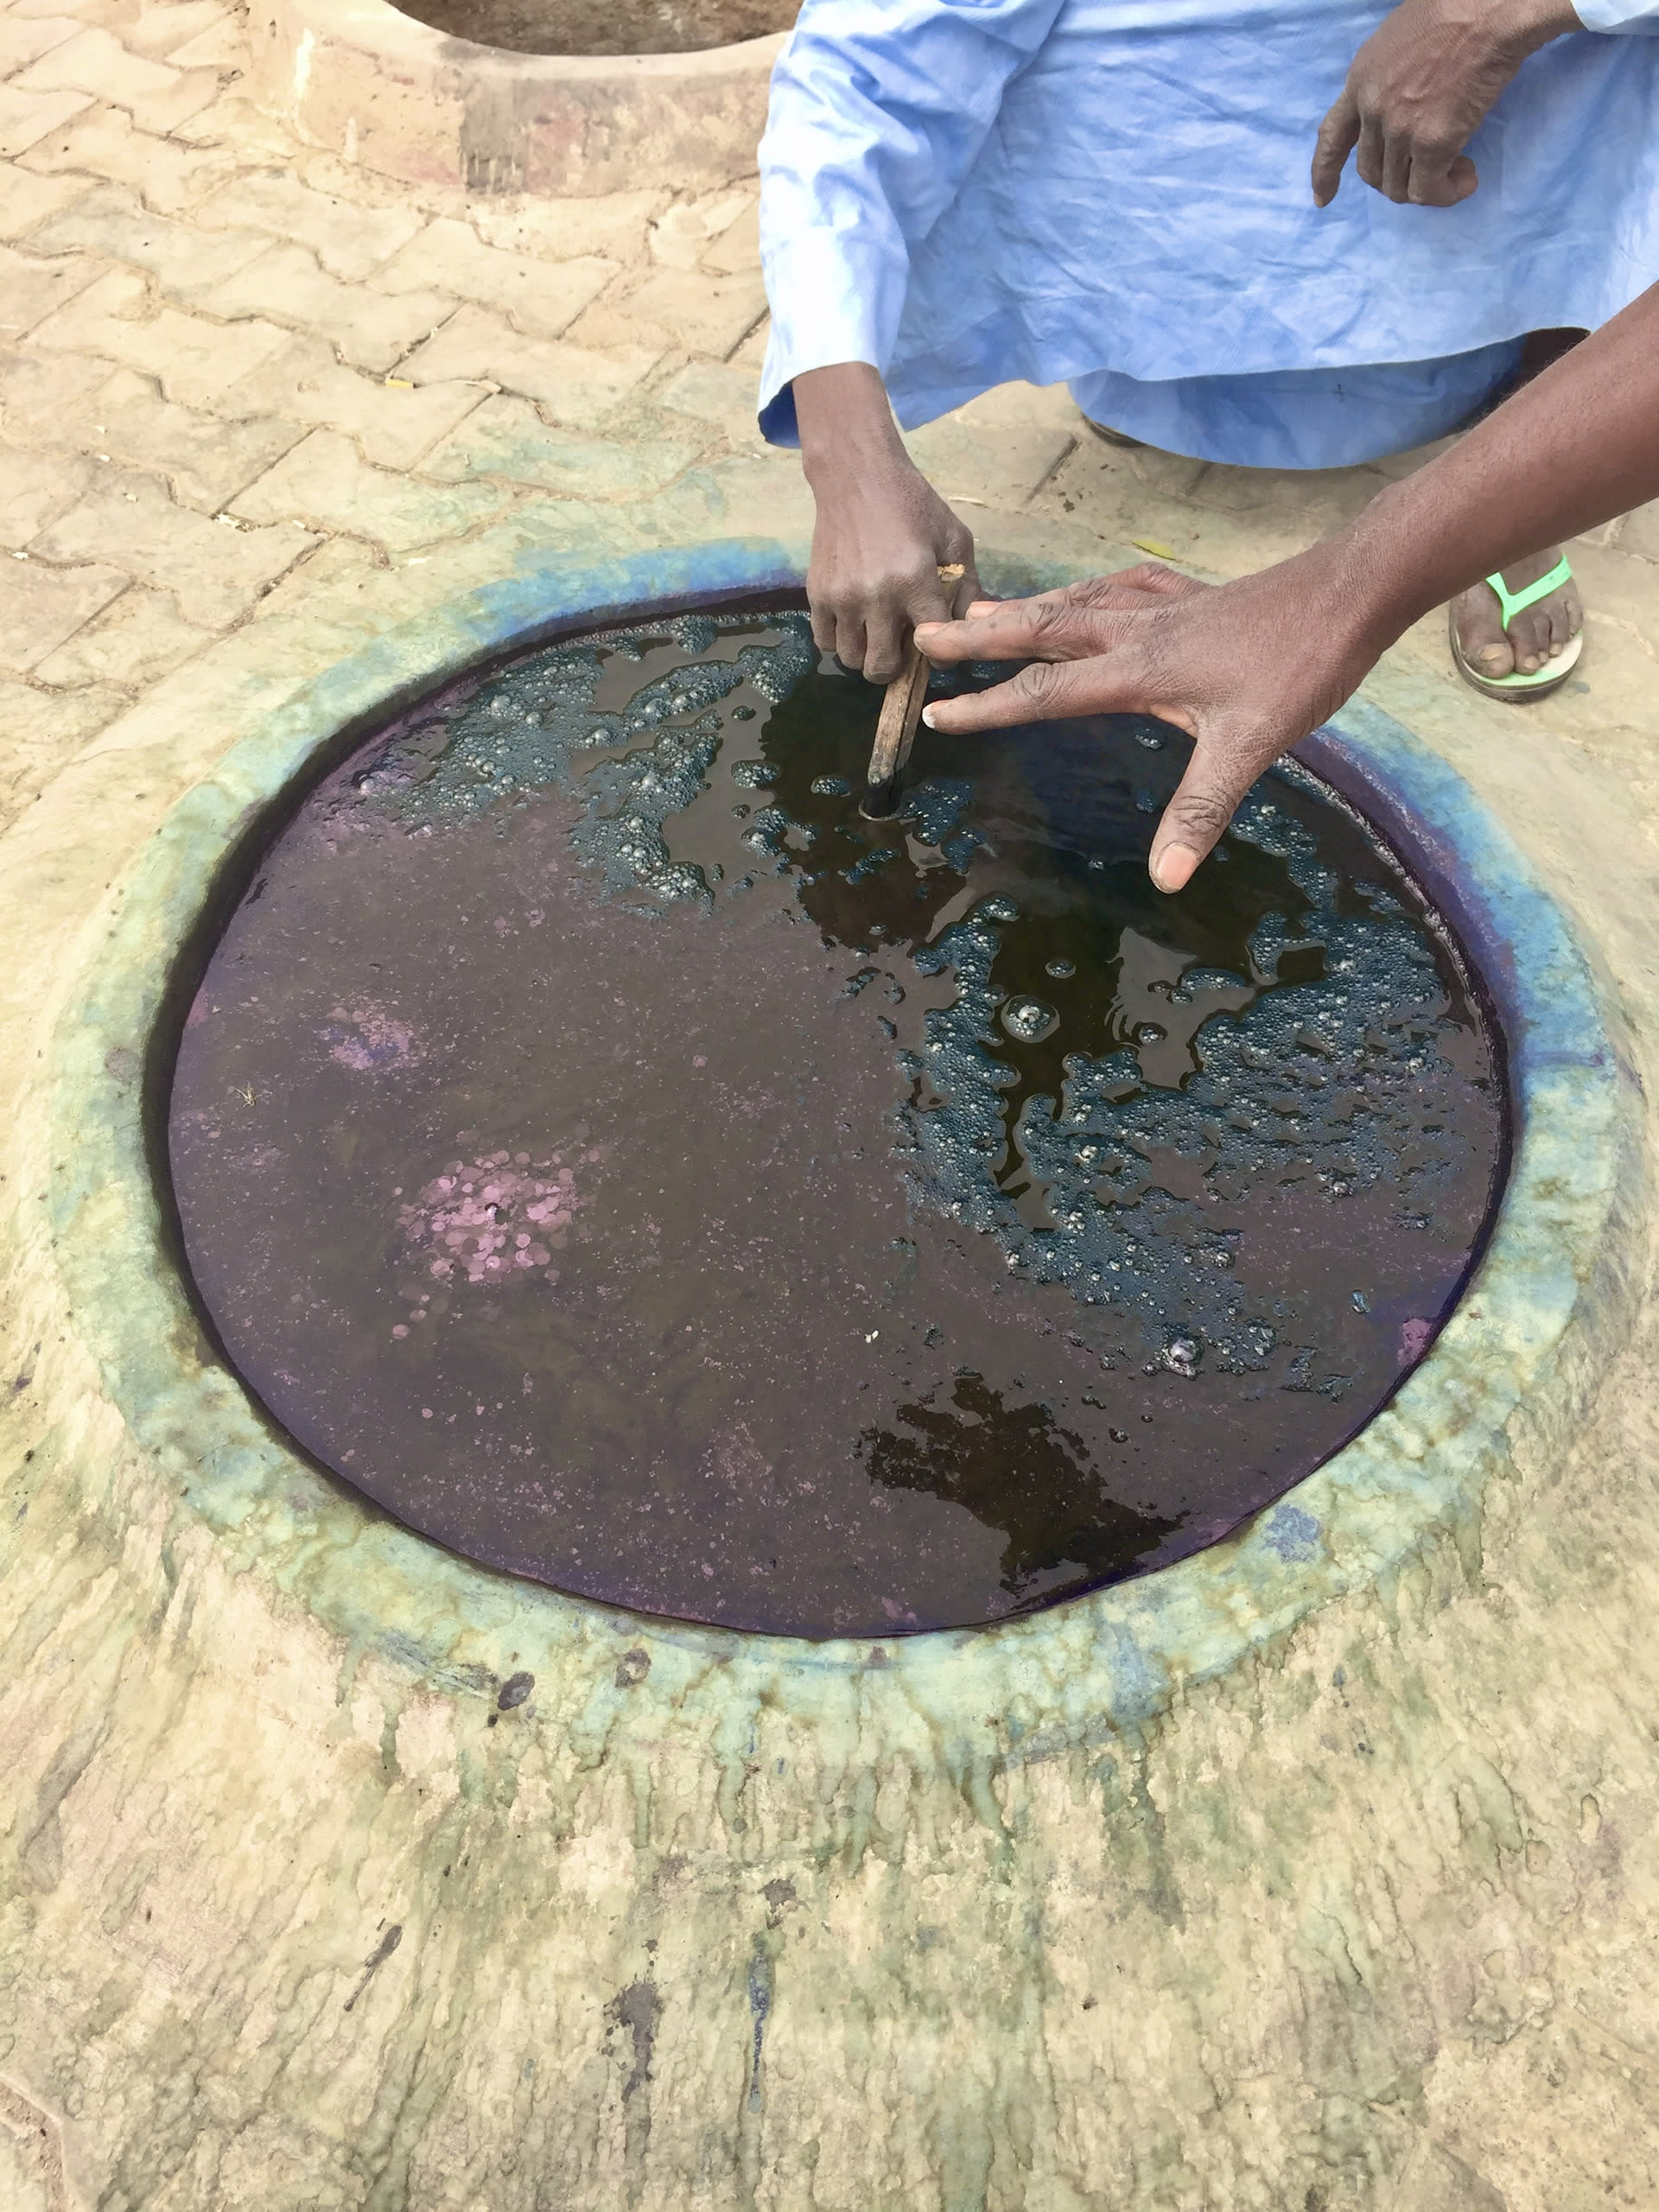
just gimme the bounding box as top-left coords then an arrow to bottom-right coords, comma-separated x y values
1,537 -> 1652,2212
247,0 -> 785,194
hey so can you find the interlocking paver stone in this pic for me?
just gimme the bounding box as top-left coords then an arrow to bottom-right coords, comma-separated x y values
213,333 -> 485,470
27,266 -> 293,406
1,442 -> 94,547
401,306 -> 661,427
196,168 -> 423,281
0,342 -> 108,434
0,158 -> 91,236
230,428 -> 505,552
471,191 -> 664,265
658,359 -> 767,453
60,366 -> 302,512
675,450 -> 810,543
647,190 -> 755,272
702,199 -> 761,277
374,218 -> 613,341
0,15 -> 82,76
31,465 -> 316,626
15,26 -> 182,106
32,578 -> 210,687
729,316 -> 768,370
1559,536 -> 1659,660
0,238 -> 100,338
183,241 -> 455,373
122,1 -> 228,59
1182,455 -> 1386,530
0,553 -> 126,671
905,413 -> 1077,508
161,89 -> 297,164
122,70 -> 224,137
422,395 -> 702,498
160,16 -> 246,68
1030,438 -> 1215,555
25,183 -> 267,293
1615,501 -> 1659,564
0,669 -> 125,835
0,85 -> 92,162
609,265 -> 767,359
5,0 -> 129,23
17,108 -> 238,215
8,0 -> 124,17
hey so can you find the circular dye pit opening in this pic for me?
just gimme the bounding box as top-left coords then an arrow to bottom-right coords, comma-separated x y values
387,0 -> 797,56
166,596 -> 1509,1638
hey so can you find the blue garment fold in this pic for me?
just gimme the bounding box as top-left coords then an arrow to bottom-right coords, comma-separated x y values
1068,340 -> 1525,468
758,0 -> 1659,468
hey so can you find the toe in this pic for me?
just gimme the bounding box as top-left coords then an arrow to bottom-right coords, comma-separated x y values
1453,582 -> 1514,677
1554,582 -> 1584,653
1510,604 -> 1550,675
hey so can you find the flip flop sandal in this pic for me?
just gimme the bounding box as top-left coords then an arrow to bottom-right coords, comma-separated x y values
1449,556 -> 1585,702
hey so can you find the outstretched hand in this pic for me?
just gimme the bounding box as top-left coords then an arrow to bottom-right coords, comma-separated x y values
1311,0 -> 1578,210
915,557 -> 1382,892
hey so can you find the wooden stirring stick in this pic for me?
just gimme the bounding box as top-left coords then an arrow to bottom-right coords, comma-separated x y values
861,563 -> 965,818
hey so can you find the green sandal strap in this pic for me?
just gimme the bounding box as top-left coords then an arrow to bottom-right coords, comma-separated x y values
1485,555 -> 1573,633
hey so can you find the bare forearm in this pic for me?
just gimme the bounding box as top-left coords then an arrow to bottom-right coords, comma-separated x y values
791,360 -> 979,680
912,283 -> 1659,895
1338,283 -> 1659,646
791,361 -> 907,481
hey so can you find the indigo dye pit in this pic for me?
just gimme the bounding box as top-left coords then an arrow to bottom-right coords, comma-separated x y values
166,598 -> 1508,1637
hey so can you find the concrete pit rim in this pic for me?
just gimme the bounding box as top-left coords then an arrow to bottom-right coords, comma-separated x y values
45,536 -> 1644,1769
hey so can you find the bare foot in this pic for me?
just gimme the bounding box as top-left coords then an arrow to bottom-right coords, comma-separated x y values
1449,544 -> 1582,680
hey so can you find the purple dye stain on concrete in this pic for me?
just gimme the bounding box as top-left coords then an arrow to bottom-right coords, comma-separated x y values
1264,1503 -> 1322,1563
1398,1317 -> 1434,1363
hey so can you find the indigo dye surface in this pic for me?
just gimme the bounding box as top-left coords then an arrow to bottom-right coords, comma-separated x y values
168,601 -> 1507,1636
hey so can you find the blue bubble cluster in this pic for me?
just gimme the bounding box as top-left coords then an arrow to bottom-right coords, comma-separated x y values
896,860 -> 1480,1377
899,778 -> 985,872
359,614 -> 817,889
345,607 -> 1491,1390
570,719 -> 726,903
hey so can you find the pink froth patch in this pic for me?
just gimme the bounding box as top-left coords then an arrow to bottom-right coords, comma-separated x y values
321,1001 -> 418,1072
397,1145 -> 585,1288
1398,1317 -> 1433,1363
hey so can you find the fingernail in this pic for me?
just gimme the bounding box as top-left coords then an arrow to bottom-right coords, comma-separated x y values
913,621 -> 942,636
921,705 -> 939,728
1151,843 -> 1198,893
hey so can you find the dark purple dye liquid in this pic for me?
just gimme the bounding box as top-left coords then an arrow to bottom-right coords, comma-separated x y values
167,601 -> 1507,1637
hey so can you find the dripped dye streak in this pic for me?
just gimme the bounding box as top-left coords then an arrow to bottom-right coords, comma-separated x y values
167,601 -> 1508,1637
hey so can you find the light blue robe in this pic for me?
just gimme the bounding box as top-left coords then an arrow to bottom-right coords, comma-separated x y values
757,0 -> 1659,468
